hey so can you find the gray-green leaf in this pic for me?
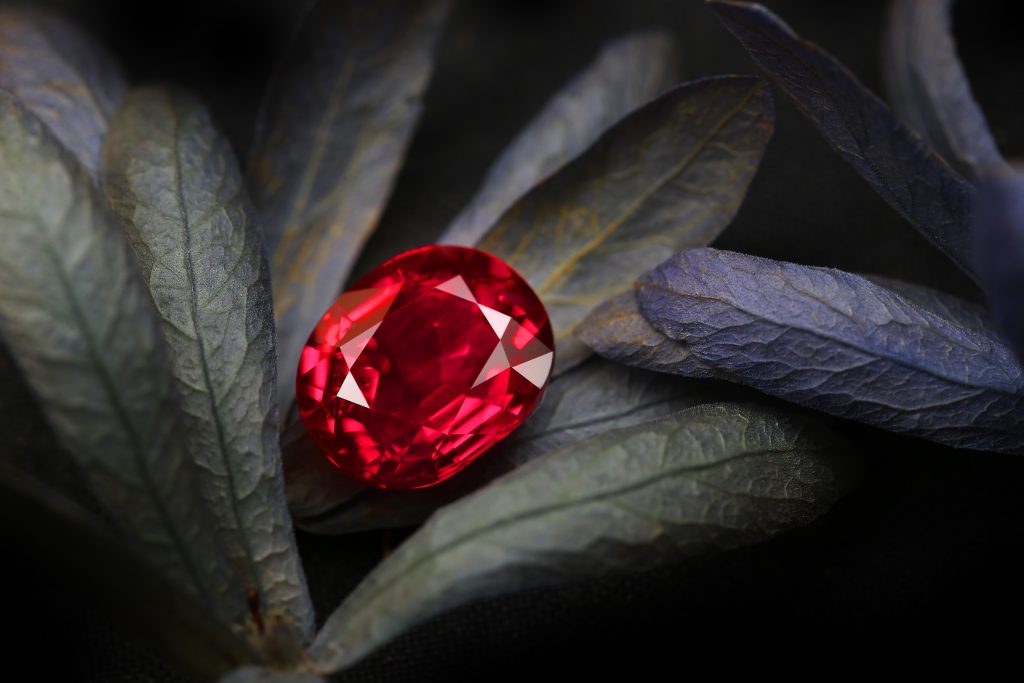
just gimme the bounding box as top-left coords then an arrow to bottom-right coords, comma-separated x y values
291,358 -> 719,534
439,30 -> 680,247
103,86 -> 315,641
883,0 -> 1007,179
0,8 -> 125,180
477,75 -> 773,373
246,0 -> 452,412
0,92 -> 240,626
306,402 -> 857,672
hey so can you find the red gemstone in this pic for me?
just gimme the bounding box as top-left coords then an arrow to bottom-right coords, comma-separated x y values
295,245 -> 555,489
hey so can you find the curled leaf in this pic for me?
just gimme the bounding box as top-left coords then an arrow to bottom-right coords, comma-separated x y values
307,402 -> 857,672
974,174 -> 1024,363
0,8 -> 125,180
883,0 -> 1007,179
634,248 -> 1024,453
246,0 -> 452,412
103,86 -> 315,641
709,0 -> 977,279
0,93 -> 240,626
440,30 -> 680,246
576,291 -> 712,377
478,75 -> 774,372
0,464 -> 257,681
291,359 -> 716,534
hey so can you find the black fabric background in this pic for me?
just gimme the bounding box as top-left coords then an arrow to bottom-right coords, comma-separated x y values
3,0 -> 1024,680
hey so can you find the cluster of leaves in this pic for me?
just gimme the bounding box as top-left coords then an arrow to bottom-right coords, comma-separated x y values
0,1 -> 1019,681
580,0 -> 1024,456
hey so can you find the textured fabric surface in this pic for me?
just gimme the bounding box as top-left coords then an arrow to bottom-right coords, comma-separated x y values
3,0 -> 1024,680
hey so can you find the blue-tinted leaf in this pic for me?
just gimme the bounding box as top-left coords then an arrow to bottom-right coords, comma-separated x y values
883,0 -> 1008,180
629,248 -> 1024,453
439,30 -> 680,247
0,8 -> 125,180
862,273 -> 995,335
575,291 -> 713,378
974,174 -> 1024,363
708,1 -> 976,280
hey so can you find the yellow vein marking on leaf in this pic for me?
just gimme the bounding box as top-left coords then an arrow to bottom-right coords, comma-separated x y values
270,55 -> 356,293
533,84 -> 759,297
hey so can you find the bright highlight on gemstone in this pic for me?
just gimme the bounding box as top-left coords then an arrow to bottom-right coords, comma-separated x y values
295,245 -> 555,489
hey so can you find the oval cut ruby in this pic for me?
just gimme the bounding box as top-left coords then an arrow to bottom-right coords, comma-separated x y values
295,245 -> 555,489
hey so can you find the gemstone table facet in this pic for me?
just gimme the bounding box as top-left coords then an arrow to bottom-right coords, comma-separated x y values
295,245 -> 554,489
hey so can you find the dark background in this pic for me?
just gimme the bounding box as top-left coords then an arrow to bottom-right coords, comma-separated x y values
3,0 -> 1024,680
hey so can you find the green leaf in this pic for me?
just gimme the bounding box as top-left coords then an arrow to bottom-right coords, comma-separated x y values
290,359 -> 719,534
439,30 -> 680,247
576,291 -> 713,377
477,75 -> 774,373
0,464 -> 258,681
103,86 -> 315,642
0,8 -> 125,180
491,359 -> 719,464
0,92 -> 241,626
306,402 -> 857,672
246,0 -> 452,412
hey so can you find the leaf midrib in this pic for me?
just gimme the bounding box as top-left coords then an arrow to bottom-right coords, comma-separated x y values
169,103 -> 262,605
717,2 -> 975,275
642,274 -> 1021,397
514,394 -> 691,447
40,216 -> 213,607
317,441 -> 813,660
